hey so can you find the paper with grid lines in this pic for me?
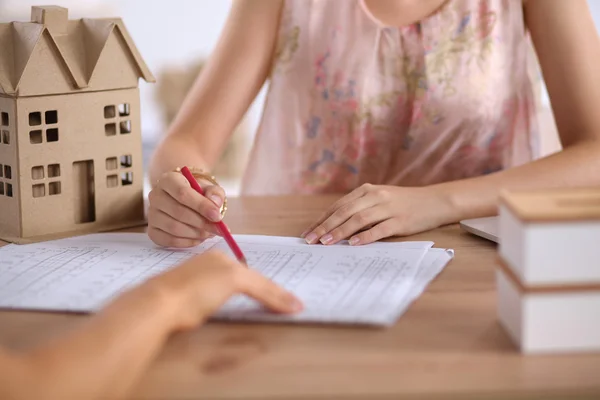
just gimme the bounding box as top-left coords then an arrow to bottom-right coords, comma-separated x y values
0,233 -> 452,326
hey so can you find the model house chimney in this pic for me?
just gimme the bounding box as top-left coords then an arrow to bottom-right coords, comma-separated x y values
31,6 -> 69,35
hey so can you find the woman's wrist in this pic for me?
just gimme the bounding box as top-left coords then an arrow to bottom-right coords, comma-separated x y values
148,133 -> 211,186
119,278 -> 186,335
425,180 -> 473,225
429,176 -> 498,224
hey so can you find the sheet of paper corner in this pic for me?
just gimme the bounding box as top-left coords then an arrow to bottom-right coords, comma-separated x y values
0,233 -> 453,327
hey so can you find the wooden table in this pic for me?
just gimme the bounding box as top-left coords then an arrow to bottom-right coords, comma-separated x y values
1,196 -> 599,399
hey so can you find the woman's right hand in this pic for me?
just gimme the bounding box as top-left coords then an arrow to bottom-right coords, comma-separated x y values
147,171 -> 227,248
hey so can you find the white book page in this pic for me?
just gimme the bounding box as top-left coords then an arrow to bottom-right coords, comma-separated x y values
0,233 -> 451,327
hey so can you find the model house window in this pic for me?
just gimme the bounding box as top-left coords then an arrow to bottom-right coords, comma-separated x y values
104,103 -> 131,136
118,103 -> 130,116
0,110 -> 9,145
121,171 -> 133,185
106,155 -> 133,187
120,155 -> 132,167
31,164 -> 62,198
32,184 -> 45,198
0,163 -> 13,197
29,110 -> 59,144
120,120 -> 132,134
32,166 -> 44,180
49,181 -> 61,196
106,157 -> 118,170
48,164 -> 60,178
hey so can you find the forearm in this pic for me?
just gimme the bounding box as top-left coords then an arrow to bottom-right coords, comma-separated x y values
21,284 -> 179,400
148,133 -> 213,185
434,140 -> 600,222
149,1 -> 283,186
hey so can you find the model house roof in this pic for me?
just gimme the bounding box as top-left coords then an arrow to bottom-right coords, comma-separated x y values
0,6 -> 155,97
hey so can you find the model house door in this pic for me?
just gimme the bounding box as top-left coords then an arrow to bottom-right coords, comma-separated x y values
73,160 -> 96,224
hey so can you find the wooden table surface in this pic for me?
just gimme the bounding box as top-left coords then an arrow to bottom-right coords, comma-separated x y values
1,195 -> 600,400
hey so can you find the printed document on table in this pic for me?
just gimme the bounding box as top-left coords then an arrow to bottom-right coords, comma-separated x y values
0,233 -> 452,326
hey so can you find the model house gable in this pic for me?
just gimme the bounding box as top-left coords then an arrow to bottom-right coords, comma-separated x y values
0,6 -> 155,97
87,25 -> 142,91
53,22 -> 92,87
0,25 -> 15,94
16,28 -> 76,96
81,19 -> 116,81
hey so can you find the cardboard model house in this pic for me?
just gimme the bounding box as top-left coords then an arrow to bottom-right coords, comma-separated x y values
0,5 -> 155,243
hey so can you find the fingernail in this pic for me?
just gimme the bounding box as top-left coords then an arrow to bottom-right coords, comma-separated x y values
349,237 -> 360,246
305,233 -> 318,244
320,234 -> 333,245
209,195 -> 223,207
300,230 -> 309,238
208,210 -> 222,222
287,294 -> 303,311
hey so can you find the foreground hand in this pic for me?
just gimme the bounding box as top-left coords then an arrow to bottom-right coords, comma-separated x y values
0,252 -> 303,400
148,171 -> 226,248
301,184 -> 454,246
147,251 -> 303,330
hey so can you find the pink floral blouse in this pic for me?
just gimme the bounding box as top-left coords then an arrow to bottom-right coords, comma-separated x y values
241,0 -> 542,195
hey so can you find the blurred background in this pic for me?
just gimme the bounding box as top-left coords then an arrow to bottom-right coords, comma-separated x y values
1,0 -> 598,196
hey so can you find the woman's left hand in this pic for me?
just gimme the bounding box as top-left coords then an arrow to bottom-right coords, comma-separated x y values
302,184 -> 455,246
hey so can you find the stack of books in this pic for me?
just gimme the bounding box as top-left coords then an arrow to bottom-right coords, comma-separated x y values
497,188 -> 600,353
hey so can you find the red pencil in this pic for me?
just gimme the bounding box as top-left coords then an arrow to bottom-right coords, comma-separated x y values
180,166 -> 247,266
